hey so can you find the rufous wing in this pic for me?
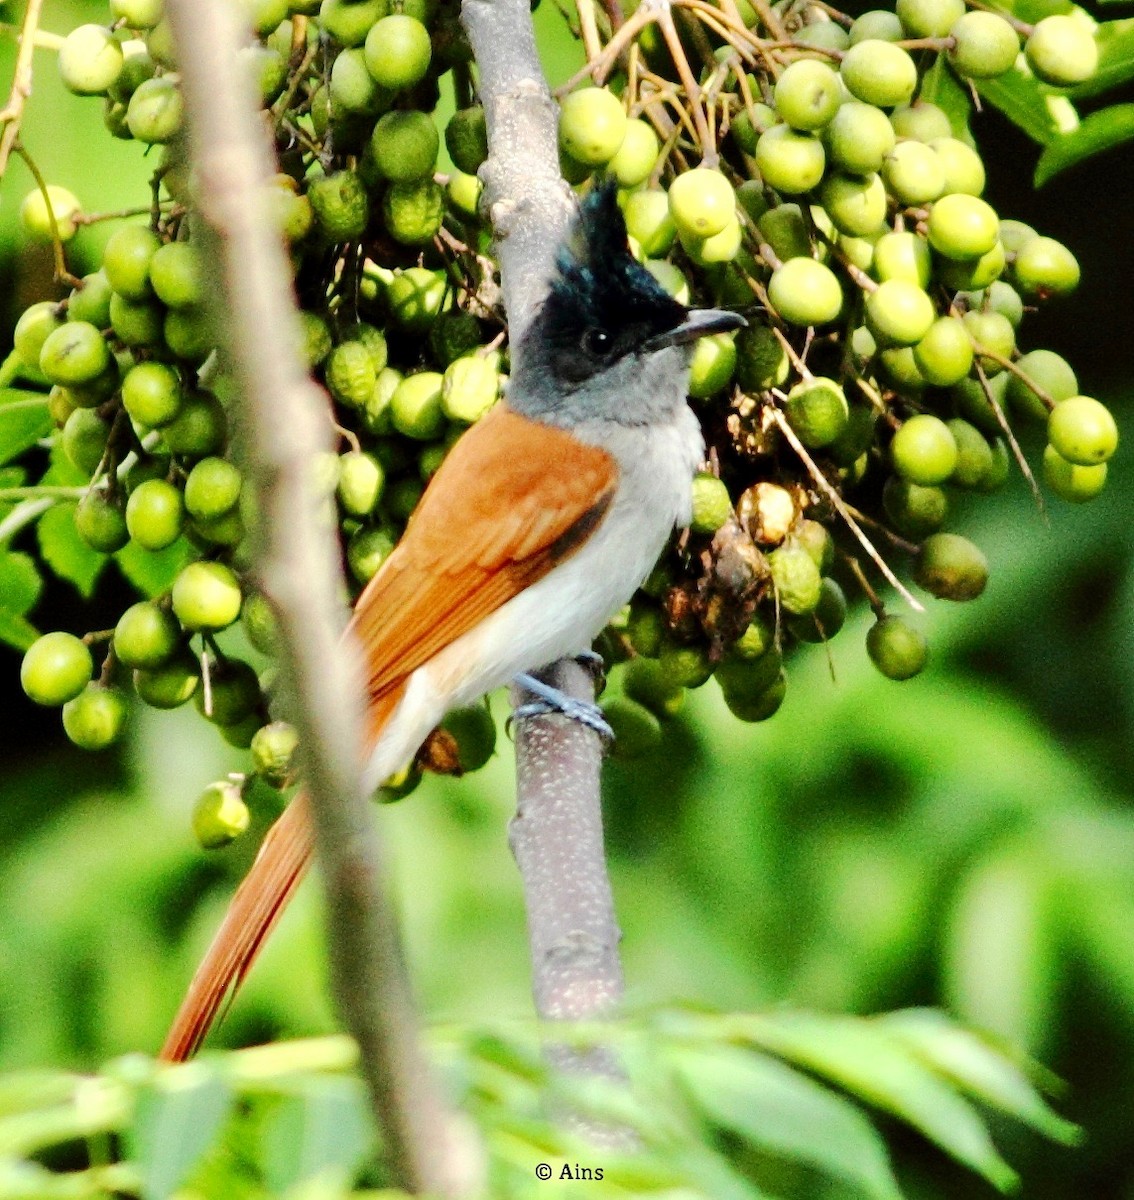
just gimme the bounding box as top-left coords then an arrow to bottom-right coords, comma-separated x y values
350,403 -> 620,705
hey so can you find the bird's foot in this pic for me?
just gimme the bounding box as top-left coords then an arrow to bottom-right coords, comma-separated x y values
511,672 -> 614,742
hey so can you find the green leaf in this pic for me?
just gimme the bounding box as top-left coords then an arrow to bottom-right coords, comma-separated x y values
0,389 -> 52,467
1035,104 -> 1134,184
115,537 -> 192,600
260,1078 -> 372,1196
127,1063 -> 233,1200
731,1011 -> 1020,1192
918,56 -> 973,139
36,502 -> 105,599
0,550 -> 43,650
976,70 -> 1061,144
879,1010 -> 1081,1145
672,1045 -> 903,1200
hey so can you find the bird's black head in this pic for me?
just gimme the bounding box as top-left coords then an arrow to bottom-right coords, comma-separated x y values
534,181 -> 689,387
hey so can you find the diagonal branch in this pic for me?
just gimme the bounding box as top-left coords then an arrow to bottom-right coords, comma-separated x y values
163,2 -> 479,1194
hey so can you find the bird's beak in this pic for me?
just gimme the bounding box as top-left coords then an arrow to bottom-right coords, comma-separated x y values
644,307 -> 747,352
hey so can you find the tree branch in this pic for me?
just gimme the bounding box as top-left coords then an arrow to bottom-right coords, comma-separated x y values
462,0 -> 629,1049
164,2 -> 479,1194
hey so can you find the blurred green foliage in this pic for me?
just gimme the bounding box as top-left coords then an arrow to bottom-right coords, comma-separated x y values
1,0 -> 1133,1196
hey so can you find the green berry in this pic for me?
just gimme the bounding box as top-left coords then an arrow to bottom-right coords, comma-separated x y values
370,110 -> 439,181
768,543 -> 822,614
609,118 -> 659,187
39,321 -> 112,387
125,479 -> 184,550
736,323 -> 789,390
134,653 -> 198,708
171,561 -> 242,630
866,280 -> 936,346
963,309 -> 1015,371
62,684 -> 128,749
441,355 -> 498,424
841,40 -> 918,108
149,241 -> 203,308
948,11 -> 1020,80
20,184 -> 82,244
75,488 -> 129,552
622,656 -> 685,718
1047,395 -> 1118,465
558,87 -> 627,167
820,172 -> 887,238
109,294 -> 163,347
242,592 -> 280,656
823,101 -> 895,175
331,46 -> 390,114
21,632 -> 94,706
385,267 -> 450,332
896,0 -> 964,38
721,671 -> 786,722
195,658 -> 260,726
319,0 -> 387,46
668,168 -> 735,239
122,361 -> 183,428
114,600 -> 181,668
59,24 -> 124,95
658,639 -> 714,689
161,391 -> 227,458
126,75 -> 183,142
927,193 -> 999,260
103,225 -> 160,299
1026,15 -> 1098,86
891,413 -> 958,485
946,418 -> 995,488
391,372 -> 445,439
882,476 -> 948,537
251,720 -> 300,785
882,140 -> 945,206
768,258 -> 843,326
784,376 -> 848,448
754,125 -> 825,194
938,241 -> 1006,292
383,178 -> 444,245
891,100 -> 953,142
774,59 -> 842,131
326,341 -> 377,408
689,473 -> 732,535
850,10 -> 904,43
337,450 -> 385,516
866,616 -> 928,679
67,271 -> 113,328
913,316 -> 973,386
308,170 -> 369,242
347,525 -> 396,583
952,371 -> 1009,435
111,0 -> 164,28
1042,444 -> 1107,502
1012,236 -> 1080,298
687,332 -> 737,399
185,457 -> 242,519
930,137 -> 986,196
602,697 -> 663,759
364,15 -> 432,90
914,532 -> 989,601
438,704 -> 498,771
192,780 -> 250,849
444,106 -> 488,175
623,189 -> 676,257
14,301 -> 64,366
62,408 -> 111,476
1007,349 -> 1076,423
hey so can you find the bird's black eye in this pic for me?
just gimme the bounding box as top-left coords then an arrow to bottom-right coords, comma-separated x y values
581,327 -> 613,358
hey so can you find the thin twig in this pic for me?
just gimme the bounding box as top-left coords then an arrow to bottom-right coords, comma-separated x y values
0,0 -> 45,178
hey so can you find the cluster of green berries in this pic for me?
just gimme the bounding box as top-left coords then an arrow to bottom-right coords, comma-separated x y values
8,0 -> 1113,790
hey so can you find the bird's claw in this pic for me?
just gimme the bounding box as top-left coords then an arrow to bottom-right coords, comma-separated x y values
510,672 -> 615,742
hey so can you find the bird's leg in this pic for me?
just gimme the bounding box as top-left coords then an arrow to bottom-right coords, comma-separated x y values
573,647 -> 607,693
511,670 -> 615,742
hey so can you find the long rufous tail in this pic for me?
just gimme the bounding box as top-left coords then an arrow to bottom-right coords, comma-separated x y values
160,687 -> 406,1062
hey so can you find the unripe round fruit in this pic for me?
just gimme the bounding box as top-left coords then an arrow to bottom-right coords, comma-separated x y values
716,644 -> 784,700
1047,396 -> 1118,465
126,478 -> 185,550
39,321 -> 112,387
103,225 -> 160,300
891,100 -> 952,142
945,418 -> 994,488
866,279 -> 935,346
386,267 -> 450,332
62,409 -> 110,476
326,341 -> 377,408
65,273 -> 110,331
658,639 -> 714,689
689,473 -> 732,535
999,220 -> 1037,254
1007,349 -> 1077,422
790,576 -> 848,643
1042,444 -> 1107,502
242,592 -> 279,657
21,632 -> 94,706
62,685 -> 128,749
913,316 -> 973,386
882,141 -> 945,206
891,413 -> 958,484
1026,15 -> 1098,86
21,184 -> 82,244
850,10 -> 904,43
828,402 -> 878,467
644,259 -> 690,303
437,704 -> 498,771
914,532 -> 989,600
192,780 -> 250,849
251,721 -> 300,786
948,11 -> 1020,79
952,371 -> 1009,435
383,178 -> 444,245
330,47 -> 390,114
108,294 -> 162,347
319,0 -> 386,46
736,323 -> 790,391
308,170 -> 369,242
337,451 -> 385,516
364,15 -> 432,90
963,309 -> 1015,371
149,241 -> 203,309
1012,236 -> 1080,297
840,41 -> 918,108
896,0 -> 963,38
195,659 -> 260,726
758,203 -> 811,262
59,24 -> 124,95
370,110 -> 439,181
930,137 -> 985,196
14,301 -> 64,365
668,168 -> 735,239
928,193 -> 999,261
768,258 -> 843,326
111,0 -> 164,28
126,76 -> 182,142
820,172 -> 887,237
880,347 -> 925,392
867,616 -> 928,679
687,332 -> 737,399
962,280 -> 1024,328
754,125 -> 825,194
774,59 -> 842,131
623,189 -> 676,257
348,525 -> 396,583
441,355 -> 498,423
185,456 -> 242,519
823,101 -> 895,174
122,361 -> 182,427
622,656 -> 685,718
75,489 -> 129,552
114,600 -> 180,669
391,372 -> 445,440
160,391 -> 226,458
603,697 -> 663,759
768,544 -> 823,614
883,476 -> 948,537
445,106 -> 489,175
558,87 -> 626,167
680,215 -> 741,266
721,671 -> 786,722
171,561 -> 242,630
608,118 -> 658,188
938,241 -> 1005,292
134,653 -> 198,708
785,376 -> 848,447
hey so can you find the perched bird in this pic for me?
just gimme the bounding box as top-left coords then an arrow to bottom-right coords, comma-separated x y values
160,182 -> 743,1061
